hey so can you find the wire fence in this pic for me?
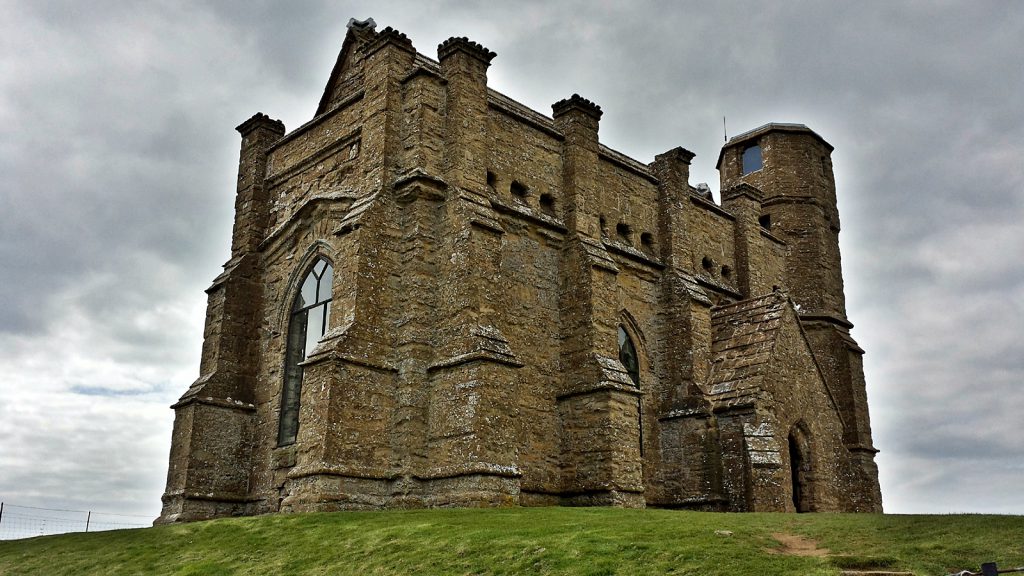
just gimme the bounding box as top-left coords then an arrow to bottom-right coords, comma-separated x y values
947,566 -> 1024,576
0,502 -> 152,541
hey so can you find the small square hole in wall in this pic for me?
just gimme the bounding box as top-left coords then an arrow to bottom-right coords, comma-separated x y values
616,222 -> 632,243
599,215 -> 608,237
539,193 -> 555,216
640,232 -> 655,254
721,265 -> 732,279
759,214 -> 771,230
702,256 -> 714,272
487,170 -> 496,190
510,180 -> 528,201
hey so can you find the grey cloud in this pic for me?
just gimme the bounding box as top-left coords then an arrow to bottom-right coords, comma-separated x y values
2,0 -> 1023,519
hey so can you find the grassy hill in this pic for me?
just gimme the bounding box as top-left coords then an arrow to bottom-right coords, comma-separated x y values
1,507 -> 1022,575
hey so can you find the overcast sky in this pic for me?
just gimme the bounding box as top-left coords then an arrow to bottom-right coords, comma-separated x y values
2,0 -> 1022,523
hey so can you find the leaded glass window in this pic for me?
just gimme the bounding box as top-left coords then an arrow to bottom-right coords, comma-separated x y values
278,258 -> 333,446
618,326 -> 640,387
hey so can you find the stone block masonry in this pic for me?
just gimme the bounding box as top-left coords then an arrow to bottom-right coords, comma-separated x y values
156,17 -> 881,523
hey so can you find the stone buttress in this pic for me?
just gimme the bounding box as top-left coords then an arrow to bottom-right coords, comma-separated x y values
157,21 -> 883,522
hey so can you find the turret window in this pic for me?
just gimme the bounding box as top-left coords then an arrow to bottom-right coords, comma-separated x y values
279,258 -> 334,447
742,144 -> 762,175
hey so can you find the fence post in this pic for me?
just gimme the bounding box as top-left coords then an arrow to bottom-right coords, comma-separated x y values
982,562 -> 998,576
85,511 -> 91,533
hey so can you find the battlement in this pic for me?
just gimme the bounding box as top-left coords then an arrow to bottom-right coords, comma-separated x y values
437,36 -> 497,64
552,93 -> 604,120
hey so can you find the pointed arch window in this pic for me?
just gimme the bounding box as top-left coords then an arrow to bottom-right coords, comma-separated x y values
618,324 -> 643,456
278,258 -> 333,446
618,326 -> 640,387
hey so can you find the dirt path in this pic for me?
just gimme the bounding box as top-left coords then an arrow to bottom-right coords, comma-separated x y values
768,532 -> 831,557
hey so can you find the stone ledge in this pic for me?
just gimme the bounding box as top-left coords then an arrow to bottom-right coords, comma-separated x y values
414,462 -> 521,480
171,387 -> 257,412
759,226 -> 786,246
603,237 -> 664,270
491,197 -> 567,233
488,91 -> 564,140
265,127 -> 361,186
394,168 -> 447,203
298,348 -> 398,373
660,402 -> 712,420
429,349 -> 524,371
162,490 -> 260,504
649,494 -> 729,509
721,181 -> 765,203
287,464 -> 400,481
557,380 -> 642,401
599,146 -> 658,184
401,65 -> 446,84
689,193 -> 736,221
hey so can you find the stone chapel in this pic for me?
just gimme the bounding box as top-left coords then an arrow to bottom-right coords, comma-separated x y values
157,18 -> 882,523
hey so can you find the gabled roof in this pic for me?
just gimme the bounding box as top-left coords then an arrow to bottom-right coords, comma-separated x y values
706,291 -> 843,423
706,292 -> 787,396
302,21 -> 674,189
316,18 -> 378,117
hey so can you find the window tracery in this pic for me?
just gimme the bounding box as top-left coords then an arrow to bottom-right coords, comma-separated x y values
278,258 -> 333,446
618,325 -> 640,387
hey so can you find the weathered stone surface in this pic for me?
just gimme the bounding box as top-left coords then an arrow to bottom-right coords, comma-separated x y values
156,21 -> 881,524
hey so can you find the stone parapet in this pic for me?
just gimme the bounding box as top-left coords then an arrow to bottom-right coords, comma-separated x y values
362,26 -> 414,58
552,93 -> 603,121
438,36 -> 496,65
235,112 -> 285,138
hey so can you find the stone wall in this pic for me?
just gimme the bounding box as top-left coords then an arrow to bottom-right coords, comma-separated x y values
157,20 -> 882,523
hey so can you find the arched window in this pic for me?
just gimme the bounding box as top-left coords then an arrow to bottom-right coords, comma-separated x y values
618,325 -> 640,387
618,324 -> 643,456
278,258 -> 333,446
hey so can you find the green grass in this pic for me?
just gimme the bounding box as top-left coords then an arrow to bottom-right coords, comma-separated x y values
1,508 -> 1021,575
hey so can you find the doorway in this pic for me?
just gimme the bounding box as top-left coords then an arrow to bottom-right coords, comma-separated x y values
788,425 -> 813,512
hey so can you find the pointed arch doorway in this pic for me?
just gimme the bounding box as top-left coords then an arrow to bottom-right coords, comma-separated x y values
788,424 -> 814,513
